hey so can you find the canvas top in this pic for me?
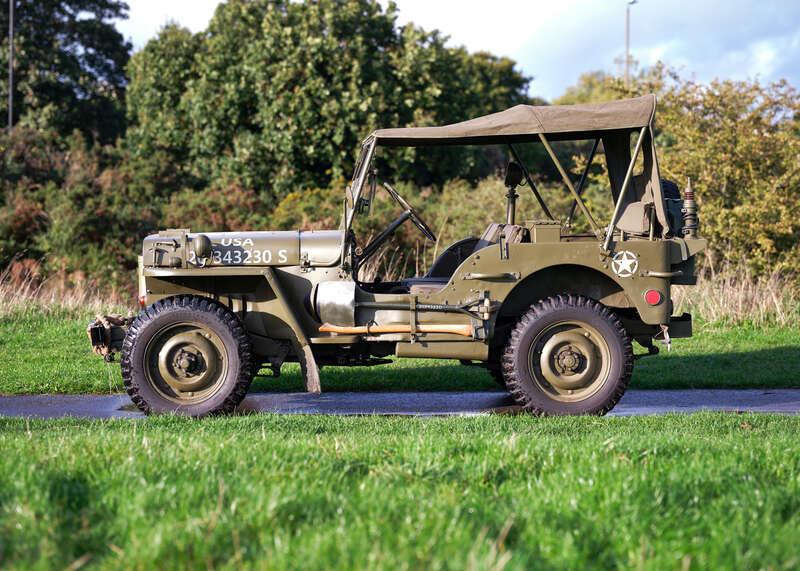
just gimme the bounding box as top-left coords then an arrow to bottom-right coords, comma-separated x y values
371,94 -> 656,146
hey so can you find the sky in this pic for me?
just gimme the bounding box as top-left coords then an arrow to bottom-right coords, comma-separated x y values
116,0 -> 800,101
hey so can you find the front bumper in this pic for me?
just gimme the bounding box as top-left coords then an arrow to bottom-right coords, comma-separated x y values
87,314 -> 132,362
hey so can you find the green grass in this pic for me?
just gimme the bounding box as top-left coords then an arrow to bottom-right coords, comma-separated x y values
0,310 -> 798,394
1,311 -> 799,569
0,414 -> 798,569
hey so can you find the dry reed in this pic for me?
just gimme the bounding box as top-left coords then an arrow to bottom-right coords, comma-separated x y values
0,260 -> 127,317
673,267 -> 799,327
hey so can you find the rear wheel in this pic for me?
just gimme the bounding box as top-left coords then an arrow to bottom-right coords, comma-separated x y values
501,295 -> 632,415
121,296 -> 253,416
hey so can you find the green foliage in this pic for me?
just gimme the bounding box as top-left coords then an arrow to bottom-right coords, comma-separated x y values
0,127 -> 171,281
0,0 -> 131,142
164,185 -> 270,232
1,1 -> 798,285
125,0 -> 530,204
655,75 -> 800,275
125,25 -> 202,181
270,184 -> 344,231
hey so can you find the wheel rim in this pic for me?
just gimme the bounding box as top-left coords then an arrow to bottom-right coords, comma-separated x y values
527,320 -> 611,402
144,322 -> 228,404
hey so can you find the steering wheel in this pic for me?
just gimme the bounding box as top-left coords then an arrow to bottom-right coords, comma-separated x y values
382,182 -> 437,242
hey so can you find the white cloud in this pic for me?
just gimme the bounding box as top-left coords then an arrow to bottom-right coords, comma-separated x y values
117,0 -> 222,48
387,0 -> 800,98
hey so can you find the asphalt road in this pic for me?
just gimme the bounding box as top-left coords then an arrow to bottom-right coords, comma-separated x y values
0,389 -> 798,419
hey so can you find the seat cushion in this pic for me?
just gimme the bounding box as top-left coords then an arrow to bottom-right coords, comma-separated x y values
617,201 -> 651,235
403,277 -> 450,295
474,223 -> 505,250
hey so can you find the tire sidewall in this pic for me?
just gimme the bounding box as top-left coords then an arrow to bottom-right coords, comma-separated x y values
510,301 -> 629,415
123,298 -> 250,416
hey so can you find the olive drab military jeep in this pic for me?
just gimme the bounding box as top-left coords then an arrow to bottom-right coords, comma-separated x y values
88,95 -> 706,417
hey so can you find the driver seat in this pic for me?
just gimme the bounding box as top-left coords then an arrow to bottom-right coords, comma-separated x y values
405,222 -> 529,295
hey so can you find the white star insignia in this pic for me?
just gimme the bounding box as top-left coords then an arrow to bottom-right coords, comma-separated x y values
612,251 -> 638,278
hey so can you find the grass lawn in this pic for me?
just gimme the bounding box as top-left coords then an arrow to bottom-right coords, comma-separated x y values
0,413 -> 798,569
1,312 -> 798,569
0,310 -> 798,395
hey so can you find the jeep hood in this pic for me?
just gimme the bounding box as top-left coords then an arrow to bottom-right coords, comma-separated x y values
143,229 -> 343,268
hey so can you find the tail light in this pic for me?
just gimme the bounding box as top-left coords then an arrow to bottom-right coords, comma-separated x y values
644,289 -> 663,306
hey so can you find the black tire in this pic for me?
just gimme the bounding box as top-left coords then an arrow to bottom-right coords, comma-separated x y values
501,295 -> 633,415
121,295 -> 254,416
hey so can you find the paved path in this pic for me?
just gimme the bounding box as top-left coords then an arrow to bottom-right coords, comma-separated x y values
0,389 -> 798,419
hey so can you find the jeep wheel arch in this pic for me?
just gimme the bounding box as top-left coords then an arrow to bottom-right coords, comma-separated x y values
496,264 -> 630,328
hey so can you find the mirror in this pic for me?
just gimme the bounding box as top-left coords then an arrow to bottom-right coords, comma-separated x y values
504,161 -> 524,188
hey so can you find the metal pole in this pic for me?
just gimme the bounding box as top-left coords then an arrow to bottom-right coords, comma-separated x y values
625,4 -> 629,88
538,133 -> 602,239
508,144 -> 554,220
625,0 -> 637,90
602,125 -> 647,252
566,138 -> 600,227
7,0 -> 12,130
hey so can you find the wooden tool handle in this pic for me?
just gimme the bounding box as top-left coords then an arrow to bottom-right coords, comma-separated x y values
319,323 -> 473,337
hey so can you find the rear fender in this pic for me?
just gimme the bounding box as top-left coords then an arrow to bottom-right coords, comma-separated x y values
496,263 -> 670,330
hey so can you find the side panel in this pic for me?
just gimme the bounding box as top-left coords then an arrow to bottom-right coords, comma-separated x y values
416,239 -> 675,326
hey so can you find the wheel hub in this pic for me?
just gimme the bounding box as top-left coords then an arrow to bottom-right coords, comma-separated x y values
555,346 -> 583,373
538,330 -> 601,392
157,331 -> 221,393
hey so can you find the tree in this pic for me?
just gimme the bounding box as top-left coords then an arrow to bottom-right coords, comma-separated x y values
126,0 -> 531,205
0,0 -> 131,142
125,24 -> 201,185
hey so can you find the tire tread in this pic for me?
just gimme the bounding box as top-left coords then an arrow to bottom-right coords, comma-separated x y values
120,295 -> 253,416
500,294 -> 633,415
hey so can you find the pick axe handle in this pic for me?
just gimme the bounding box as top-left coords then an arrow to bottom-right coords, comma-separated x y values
319,323 -> 473,338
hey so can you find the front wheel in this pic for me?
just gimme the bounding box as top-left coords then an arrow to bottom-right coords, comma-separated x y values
121,296 -> 254,416
501,295 -> 633,415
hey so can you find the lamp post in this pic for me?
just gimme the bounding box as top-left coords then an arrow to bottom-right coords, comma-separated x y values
625,0 -> 637,89
7,0 -> 12,130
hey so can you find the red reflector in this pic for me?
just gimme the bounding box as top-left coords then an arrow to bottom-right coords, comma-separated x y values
138,295 -> 146,308
644,289 -> 663,306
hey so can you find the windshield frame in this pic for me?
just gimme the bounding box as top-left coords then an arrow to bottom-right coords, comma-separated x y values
345,137 -> 377,233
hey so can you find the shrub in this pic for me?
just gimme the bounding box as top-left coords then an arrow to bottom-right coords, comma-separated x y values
164,185 -> 269,232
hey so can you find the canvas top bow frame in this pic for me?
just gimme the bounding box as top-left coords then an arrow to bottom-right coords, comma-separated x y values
345,94 -> 669,254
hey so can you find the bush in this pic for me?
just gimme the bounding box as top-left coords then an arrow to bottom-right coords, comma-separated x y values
269,185 -> 343,231
164,185 -> 269,232
125,0 -> 531,205
0,128 -> 171,287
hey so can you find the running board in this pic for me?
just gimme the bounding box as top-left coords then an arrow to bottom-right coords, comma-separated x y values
319,323 -> 474,338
